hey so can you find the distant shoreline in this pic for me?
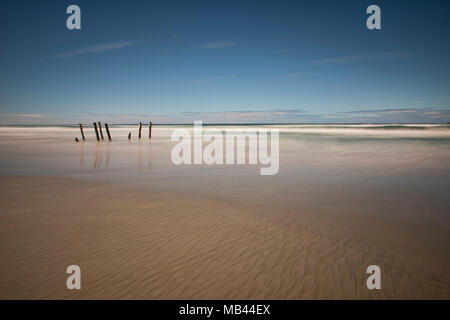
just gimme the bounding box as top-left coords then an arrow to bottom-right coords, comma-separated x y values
0,122 -> 449,127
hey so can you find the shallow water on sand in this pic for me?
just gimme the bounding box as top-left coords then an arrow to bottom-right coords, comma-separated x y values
1,124 -> 450,298
1,124 -> 449,221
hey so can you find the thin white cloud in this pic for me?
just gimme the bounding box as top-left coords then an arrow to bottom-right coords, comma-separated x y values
1,108 -> 449,125
49,41 -> 136,58
0,113 -> 65,124
340,108 -> 450,122
181,108 -> 450,123
191,75 -> 237,83
315,52 -> 409,64
194,40 -> 245,49
180,109 -> 312,123
281,73 -> 320,78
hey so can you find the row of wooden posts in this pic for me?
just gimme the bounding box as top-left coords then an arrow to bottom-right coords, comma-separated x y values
75,122 -> 152,142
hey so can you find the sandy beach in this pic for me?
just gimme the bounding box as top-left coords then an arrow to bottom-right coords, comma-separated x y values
0,125 -> 450,299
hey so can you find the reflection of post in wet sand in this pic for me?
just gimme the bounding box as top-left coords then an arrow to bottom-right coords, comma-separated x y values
105,142 -> 110,168
93,142 -> 111,168
79,141 -> 84,165
139,140 -> 153,169
138,140 -> 142,170
127,140 -> 152,169
148,139 -> 152,168
78,140 -> 152,169
94,143 -> 102,168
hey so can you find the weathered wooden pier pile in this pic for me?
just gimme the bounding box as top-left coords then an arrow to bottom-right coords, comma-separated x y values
76,122 -> 152,142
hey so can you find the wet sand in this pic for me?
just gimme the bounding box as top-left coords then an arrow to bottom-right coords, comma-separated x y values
0,125 -> 450,299
0,174 -> 449,299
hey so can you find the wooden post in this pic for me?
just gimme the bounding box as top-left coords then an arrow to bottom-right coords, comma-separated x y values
105,123 -> 112,141
98,122 -> 104,140
138,122 -> 142,139
93,122 -> 100,141
79,124 -> 85,141
149,122 -> 152,138
128,132 -> 131,140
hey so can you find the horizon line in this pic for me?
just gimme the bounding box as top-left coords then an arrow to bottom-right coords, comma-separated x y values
1,122 -> 449,127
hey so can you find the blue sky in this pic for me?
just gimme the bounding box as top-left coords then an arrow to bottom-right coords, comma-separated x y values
0,0 -> 449,124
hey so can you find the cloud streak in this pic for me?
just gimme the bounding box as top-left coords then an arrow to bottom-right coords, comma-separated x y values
315,52 -> 409,64
194,40 -> 245,49
281,73 -> 320,78
191,75 -> 237,83
49,41 -> 136,58
340,108 -> 450,123
1,108 -> 449,125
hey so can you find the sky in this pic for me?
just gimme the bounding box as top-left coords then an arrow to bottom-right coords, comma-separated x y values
0,0 -> 449,124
